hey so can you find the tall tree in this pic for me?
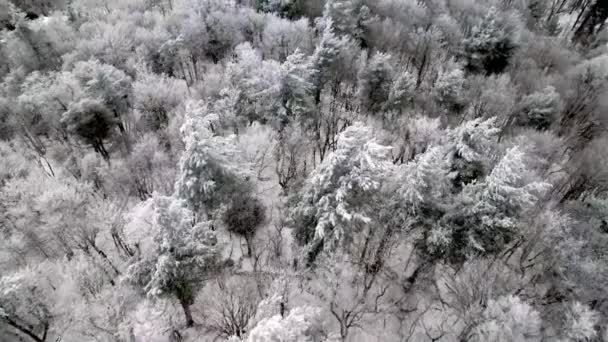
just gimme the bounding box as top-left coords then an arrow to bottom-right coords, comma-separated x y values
125,195 -> 220,327
572,0 -> 608,46
290,122 -> 393,264
175,101 -> 248,217
61,99 -> 116,161
462,7 -> 519,74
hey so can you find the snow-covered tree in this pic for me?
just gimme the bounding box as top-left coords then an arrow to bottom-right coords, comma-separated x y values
124,195 -> 221,327
323,0 -> 370,47
290,122 -> 393,263
357,52 -> 394,114
1,167 -> 123,281
201,276 -> 260,339
390,114 -> 444,164
308,251 -> 402,341
398,145 -> 451,215
1,13 -> 74,73
519,86 -> 563,130
245,306 -> 327,342
394,118 -> 550,263
434,63 -> 465,112
64,257 -> 138,341
228,42 -> 317,130
559,54 -> 608,149
279,49 -> 315,126
468,74 -> 518,120
408,25 -> 446,89
2,1 -> 608,340
133,70 -> 188,131
562,301 -> 599,341
447,117 -> 500,189
310,20 -> 348,104
443,146 -> 550,260
260,16 -> 311,61
175,100 -> 249,217
462,7 -> 520,74
0,263 -> 59,342
0,0 -> 16,31
273,122 -> 310,190
258,0 -> 306,19
71,59 -> 132,128
471,146 -> 549,213
124,134 -> 176,199
471,295 -> 542,342
16,71 -> 79,141
383,70 -> 416,112
227,43 -> 282,124
10,0 -> 66,17
61,98 -> 117,160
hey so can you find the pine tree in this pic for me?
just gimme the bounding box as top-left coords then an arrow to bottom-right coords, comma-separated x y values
125,195 -> 220,327
357,52 -> 394,114
447,117 -> 500,189
446,146 -> 550,259
290,122 -> 393,262
434,63 -> 465,112
279,49 -> 315,126
323,0 -> 369,47
228,43 -> 315,128
383,70 -> 416,112
462,7 -> 519,74
174,101 -> 248,217
228,43 -> 282,124
257,0 -> 305,19
310,19 -> 347,104
61,98 -> 116,161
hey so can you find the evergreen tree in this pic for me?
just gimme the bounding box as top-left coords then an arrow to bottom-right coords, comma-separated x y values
310,20 -> 347,104
462,7 -> 519,74
125,195 -> 220,327
357,52 -> 394,114
174,101 -> 248,217
323,0 -> 370,47
290,122 -> 393,263
61,99 -> 116,160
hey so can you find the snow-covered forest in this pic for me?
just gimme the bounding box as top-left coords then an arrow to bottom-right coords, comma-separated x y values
1,0 -> 608,341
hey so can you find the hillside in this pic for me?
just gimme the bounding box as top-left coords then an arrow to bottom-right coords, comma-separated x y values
1,0 -> 608,341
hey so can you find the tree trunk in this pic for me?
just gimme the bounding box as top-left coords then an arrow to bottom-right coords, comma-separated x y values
4,316 -> 46,342
416,45 -> 429,90
91,243 -> 121,276
245,235 -> 253,258
82,246 -> 116,286
179,297 -> 194,327
340,324 -> 348,342
573,0 -> 608,45
191,56 -> 199,81
94,139 -> 110,162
